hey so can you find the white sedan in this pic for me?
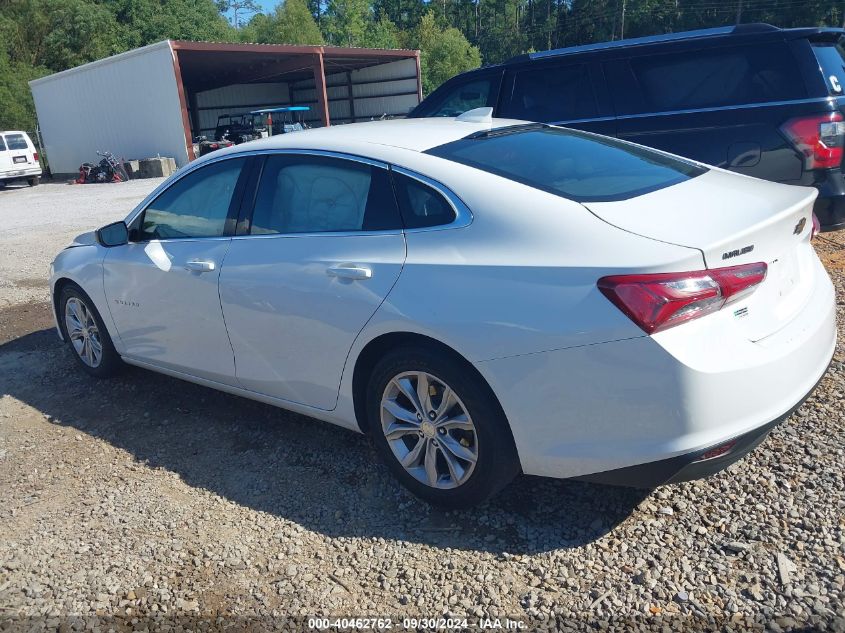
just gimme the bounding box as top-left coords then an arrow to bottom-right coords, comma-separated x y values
50,111 -> 836,507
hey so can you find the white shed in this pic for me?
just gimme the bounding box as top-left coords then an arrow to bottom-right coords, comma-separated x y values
29,40 -> 422,176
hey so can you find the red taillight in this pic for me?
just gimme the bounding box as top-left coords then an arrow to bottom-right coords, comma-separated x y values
33,152 -> 39,162
598,262 -> 768,334
812,212 -> 821,240
780,112 -> 845,169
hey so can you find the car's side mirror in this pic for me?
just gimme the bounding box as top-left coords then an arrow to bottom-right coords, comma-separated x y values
96,221 -> 129,247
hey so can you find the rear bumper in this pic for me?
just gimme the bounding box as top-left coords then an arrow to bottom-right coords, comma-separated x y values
577,363 -> 827,488
476,255 -> 836,481
0,167 -> 42,182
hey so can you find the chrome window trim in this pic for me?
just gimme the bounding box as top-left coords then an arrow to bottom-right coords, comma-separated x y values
124,149 -> 389,229
391,166 -> 473,232
125,149 -> 471,240
614,96 -> 836,121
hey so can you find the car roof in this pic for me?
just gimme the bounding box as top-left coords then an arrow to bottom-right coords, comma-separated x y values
447,23 -> 845,71
218,117 -> 529,160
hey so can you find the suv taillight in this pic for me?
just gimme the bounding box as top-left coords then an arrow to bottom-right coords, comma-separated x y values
781,112 -> 845,169
598,263 -> 768,334
33,152 -> 39,162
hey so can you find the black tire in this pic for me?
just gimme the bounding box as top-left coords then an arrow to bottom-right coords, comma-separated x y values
58,284 -> 122,378
28,177 -> 40,186
366,346 -> 520,508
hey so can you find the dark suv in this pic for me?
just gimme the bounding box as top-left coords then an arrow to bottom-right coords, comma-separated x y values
409,24 -> 845,231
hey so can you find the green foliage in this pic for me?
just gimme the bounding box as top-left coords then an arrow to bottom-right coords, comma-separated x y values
3,0 -> 845,131
241,0 -> 323,44
414,12 -> 481,94
0,50 -> 48,130
324,0 -> 371,46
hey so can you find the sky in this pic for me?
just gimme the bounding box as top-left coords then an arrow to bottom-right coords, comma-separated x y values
223,0 -> 282,26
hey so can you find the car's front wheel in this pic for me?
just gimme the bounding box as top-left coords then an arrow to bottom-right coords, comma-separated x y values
59,284 -> 122,377
367,347 -> 519,508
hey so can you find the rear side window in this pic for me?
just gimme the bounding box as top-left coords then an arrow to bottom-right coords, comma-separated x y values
4,134 -> 28,150
250,155 -> 401,234
623,43 -> 806,114
392,172 -> 456,229
502,64 -> 597,122
0,136 -> 6,151
426,125 -> 706,202
812,41 -> 845,95
413,78 -> 495,118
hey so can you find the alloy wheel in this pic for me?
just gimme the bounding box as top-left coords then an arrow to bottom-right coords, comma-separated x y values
380,371 -> 478,489
64,297 -> 103,368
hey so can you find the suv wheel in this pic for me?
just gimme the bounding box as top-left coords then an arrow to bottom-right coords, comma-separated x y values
367,346 -> 519,508
28,177 -> 40,187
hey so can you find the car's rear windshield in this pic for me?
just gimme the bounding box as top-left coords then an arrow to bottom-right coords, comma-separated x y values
811,39 -> 845,96
424,125 -> 706,202
4,134 -> 28,150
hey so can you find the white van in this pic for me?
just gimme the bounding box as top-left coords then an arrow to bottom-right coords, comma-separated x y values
0,131 -> 42,187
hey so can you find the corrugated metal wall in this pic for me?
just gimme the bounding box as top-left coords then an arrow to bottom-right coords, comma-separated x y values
194,83 -> 290,136
290,58 -> 419,125
29,41 -> 189,174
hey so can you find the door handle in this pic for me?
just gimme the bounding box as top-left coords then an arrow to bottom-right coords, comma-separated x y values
184,259 -> 216,273
327,264 -> 372,280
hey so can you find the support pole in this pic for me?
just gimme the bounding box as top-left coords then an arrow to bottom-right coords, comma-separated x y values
312,53 -> 330,127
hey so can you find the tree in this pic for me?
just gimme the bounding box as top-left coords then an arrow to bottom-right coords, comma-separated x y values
324,0 -> 370,45
0,51 -> 48,130
414,12 -> 481,94
241,0 -> 323,44
216,0 -> 262,27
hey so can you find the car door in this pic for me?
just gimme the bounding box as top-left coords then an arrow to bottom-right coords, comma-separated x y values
498,60 -> 616,136
218,151 -> 406,411
103,156 -> 251,384
0,135 -> 11,175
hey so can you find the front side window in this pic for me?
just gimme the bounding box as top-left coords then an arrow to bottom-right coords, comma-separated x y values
250,155 -> 401,234
392,172 -> 456,229
626,43 -> 806,113
426,125 -> 706,202
138,158 -> 246,240
415,78 -> 495,118
4,134 -> 28,150
502,64 -> 597,122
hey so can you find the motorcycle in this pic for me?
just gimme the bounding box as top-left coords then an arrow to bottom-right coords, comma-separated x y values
77,150 -> 130,184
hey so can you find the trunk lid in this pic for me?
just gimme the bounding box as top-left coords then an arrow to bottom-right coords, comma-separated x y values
583,169 -> 818,341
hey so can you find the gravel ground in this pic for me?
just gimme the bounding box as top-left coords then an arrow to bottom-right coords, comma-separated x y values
0,180 -> 843,631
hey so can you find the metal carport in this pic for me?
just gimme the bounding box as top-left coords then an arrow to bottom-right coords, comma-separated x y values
30,41 -> 421,175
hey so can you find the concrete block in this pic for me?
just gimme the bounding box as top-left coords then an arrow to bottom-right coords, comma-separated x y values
135,157 -> 177,179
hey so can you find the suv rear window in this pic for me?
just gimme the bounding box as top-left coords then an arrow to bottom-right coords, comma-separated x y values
4,134 -> 28,150
623,43 -> 806,114
811,40 -> 845,95
425,125 -> 706,202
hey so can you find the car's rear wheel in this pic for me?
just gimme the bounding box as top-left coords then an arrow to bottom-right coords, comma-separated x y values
28,177 -> 39,187
367,347 -> 519,508
59,285 -> 121,377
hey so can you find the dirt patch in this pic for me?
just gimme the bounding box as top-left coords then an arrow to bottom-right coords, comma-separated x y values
0,300 -> 55,346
